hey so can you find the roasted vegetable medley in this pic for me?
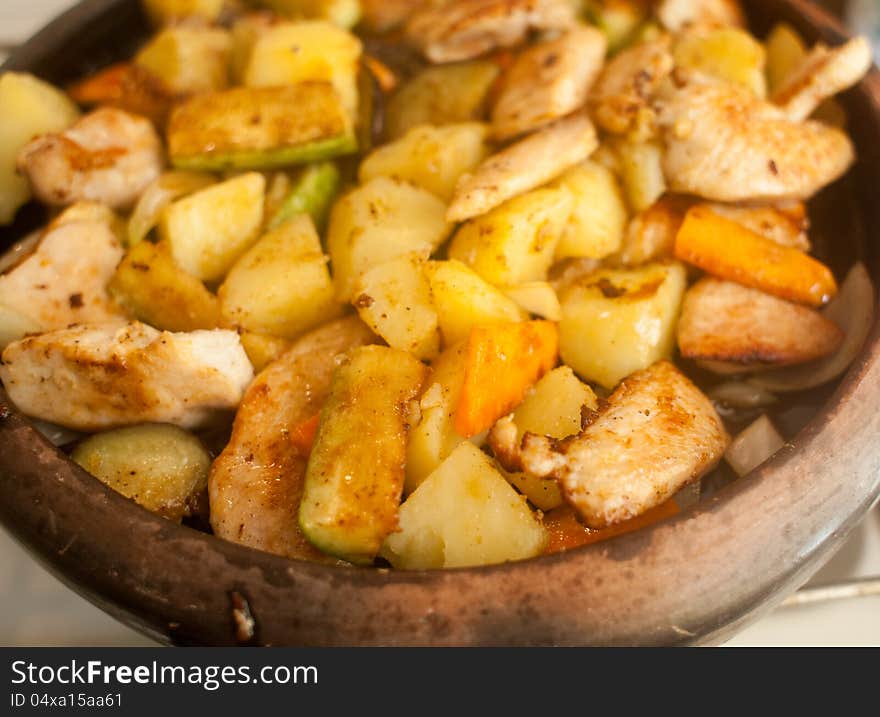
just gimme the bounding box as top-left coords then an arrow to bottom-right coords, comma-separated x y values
0,0 -> 876,569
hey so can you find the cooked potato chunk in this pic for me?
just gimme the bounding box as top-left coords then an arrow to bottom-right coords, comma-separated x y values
502,470 -> 563,512
243,21 -> 361,121
765,22 -> 808,94
677,278 -> 843,370
299,346 -> 428,564
424,260 -> 527,347
551,160 -> 628,260
0,72 -> 80,223
327,176 -> 453,301
448,188 -> 573,286
501,282 -> 561,321
488,366 -> 596,509
127,171 -> 216,247
558,262 -> 687,389
135,26 -> 231,95
673,26 -> 767,98
610,138 -> 667,213
109,240 -> 221,332
382,442 -> 547,569
406,341 -> 469,492
219,215 -> 341,339
359,123 -> 489,202
385,61 -> 499,140
167,84 -> 357,171
238,331 -> 293,373
72,424 -> 211,522
492,366 -> 598,461
352,254 -> 440,360
520,361 -> 728,528
160,172 -> 265,282
142,0 -> 224,25
0,322 -> 253,431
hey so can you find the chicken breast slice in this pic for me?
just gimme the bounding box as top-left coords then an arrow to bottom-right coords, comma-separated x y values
209,316 -> 376,561
447,112 -> 597,222
655,0 -> 745,32
0,219 -> 124,349
519,360 -> 728,528
405,0 -> 575,64
16,107 -> 163,211
491,25 -> 607,141
771,37 -> 872,122
590,36 -> 675,137
656,80 -> 855,202
678,278 -> 843,370
0,322 -> 253,431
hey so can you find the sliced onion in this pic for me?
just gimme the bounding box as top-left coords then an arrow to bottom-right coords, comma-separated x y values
0,230 -> 42,275
724,414 -> 785,477
751,262 -> 875,392
709,380 -> 778,409
31,419 -> 83,447
127,171 -> 215,246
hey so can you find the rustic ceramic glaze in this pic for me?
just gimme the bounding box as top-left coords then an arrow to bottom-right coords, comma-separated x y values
1,0 -> 878,646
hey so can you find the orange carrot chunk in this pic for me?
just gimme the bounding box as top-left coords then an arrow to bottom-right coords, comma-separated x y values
454,320 -> 558,438
674,205 -> 837,307
290,413 -> 321,456
543,500 -> 681,554
68,62 -> 131,105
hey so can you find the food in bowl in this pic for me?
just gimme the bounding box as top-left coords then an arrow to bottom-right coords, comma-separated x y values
0,0 -> 874,571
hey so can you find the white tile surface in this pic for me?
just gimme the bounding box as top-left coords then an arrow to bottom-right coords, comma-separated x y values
0,0 -> 879,647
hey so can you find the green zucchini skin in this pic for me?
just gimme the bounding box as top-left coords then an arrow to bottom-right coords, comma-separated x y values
299,346 -> 428,564
167,83 -> 358,171
268,161 -> 341,231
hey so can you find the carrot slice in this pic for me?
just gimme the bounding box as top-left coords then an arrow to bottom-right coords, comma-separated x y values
674,204 -> 837,307
363,55 -> 399,93
290,413 -> 321,455
68,62 -> 131,105
454,320 -> 558,438
543,500 -> 681,554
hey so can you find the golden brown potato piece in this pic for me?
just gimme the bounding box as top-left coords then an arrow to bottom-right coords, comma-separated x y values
519,361 -> 728,528
208,316 -> 376,561
678,278 -> 843,370
108,241 -> 221,333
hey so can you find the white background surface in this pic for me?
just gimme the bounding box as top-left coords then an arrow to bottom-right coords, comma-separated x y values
0,0 -> 878,647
